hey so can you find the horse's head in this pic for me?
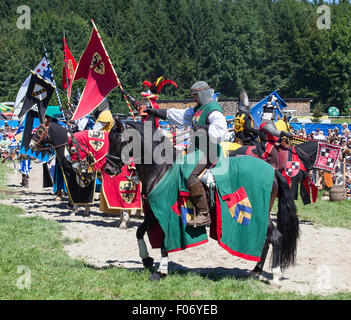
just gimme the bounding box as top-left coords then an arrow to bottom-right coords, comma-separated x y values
29,119 -> 50,150
105,116 -> 126,176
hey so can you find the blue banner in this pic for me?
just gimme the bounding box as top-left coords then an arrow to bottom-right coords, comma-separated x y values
250,91 -> 287,127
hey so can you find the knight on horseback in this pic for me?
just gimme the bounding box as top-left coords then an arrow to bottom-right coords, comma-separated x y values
257,94 -> 293,169
143,81 -> 227,227
234,90 -> 260,146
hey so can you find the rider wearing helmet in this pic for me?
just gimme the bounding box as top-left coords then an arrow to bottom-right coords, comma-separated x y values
234,90 -> 259,146
143,81 -> 227,227
258,94 -> 293,169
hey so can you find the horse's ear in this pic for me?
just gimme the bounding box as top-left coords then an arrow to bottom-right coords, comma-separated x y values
44,116 -> 50,126
114,116 -> 124,133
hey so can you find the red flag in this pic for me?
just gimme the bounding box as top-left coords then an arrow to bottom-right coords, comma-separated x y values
69,22 -> 119,120
62,38 -> 77,91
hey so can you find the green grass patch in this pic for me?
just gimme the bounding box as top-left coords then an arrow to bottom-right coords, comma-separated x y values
296,195 -> 351,229
0,162 -> 12,200
273,191 -> 351,229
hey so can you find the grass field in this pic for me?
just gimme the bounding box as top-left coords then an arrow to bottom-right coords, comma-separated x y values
0,163 -> 350,300
272,191 -> 351,230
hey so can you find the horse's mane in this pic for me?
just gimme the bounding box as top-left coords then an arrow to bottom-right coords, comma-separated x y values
48,120 -> 69,160
111,118 -> 176,196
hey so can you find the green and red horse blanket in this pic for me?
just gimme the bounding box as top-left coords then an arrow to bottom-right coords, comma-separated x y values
146,153 -> 274,261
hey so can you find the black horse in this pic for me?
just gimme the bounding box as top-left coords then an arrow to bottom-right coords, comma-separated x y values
30,118 -> 140,226
105,116 -> 300,287
229,140 -> 319,205
29,118 -> 95,215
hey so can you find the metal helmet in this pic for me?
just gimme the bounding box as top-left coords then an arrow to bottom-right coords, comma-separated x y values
262,94 -> 278,121
238,90 -> 250,113
190,81 -> 214,106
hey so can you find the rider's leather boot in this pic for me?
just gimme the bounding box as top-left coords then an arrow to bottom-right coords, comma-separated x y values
186,182 -> 211,227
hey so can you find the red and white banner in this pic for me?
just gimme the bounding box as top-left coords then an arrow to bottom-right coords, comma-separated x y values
314,142 -> 342,172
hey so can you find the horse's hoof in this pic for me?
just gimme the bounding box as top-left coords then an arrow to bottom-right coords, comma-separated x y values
250,271 -> 261,279
119,222 -> 128,230
251,266 -> 262,277
269,279 -> 282,289
149,272 -> 166,282
259,274 -> 268,282
142,257 -> 154,269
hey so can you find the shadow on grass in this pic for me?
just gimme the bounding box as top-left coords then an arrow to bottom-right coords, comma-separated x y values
84,258 -> 269,283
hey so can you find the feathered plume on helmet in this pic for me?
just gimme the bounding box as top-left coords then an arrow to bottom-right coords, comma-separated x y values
143,76 -> 178,95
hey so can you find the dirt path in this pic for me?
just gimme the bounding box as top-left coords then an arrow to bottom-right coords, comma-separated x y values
2,162 -> 351,296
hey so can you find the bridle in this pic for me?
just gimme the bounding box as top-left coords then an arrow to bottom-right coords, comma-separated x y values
105,153 -> 125,176
32,124 -> 50,146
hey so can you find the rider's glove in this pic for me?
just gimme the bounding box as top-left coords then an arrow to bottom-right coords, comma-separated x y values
280,131 -> 293,140
145,108 -> 167,120
258,131 -> 266,141
121,90 -> 141,109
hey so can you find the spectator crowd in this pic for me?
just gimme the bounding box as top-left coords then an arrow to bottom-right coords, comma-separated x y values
291,123 -> 351,199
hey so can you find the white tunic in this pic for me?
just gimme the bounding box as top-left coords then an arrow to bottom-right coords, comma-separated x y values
166,108 -> 227,143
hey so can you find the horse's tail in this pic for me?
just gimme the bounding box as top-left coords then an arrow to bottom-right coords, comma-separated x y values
275,170 -> 300,269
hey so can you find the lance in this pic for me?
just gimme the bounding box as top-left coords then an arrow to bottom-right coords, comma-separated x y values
90,19 -> 136,122
290,134 -> 343,148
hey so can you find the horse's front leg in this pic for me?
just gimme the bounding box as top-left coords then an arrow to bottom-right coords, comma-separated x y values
136,213 -> 154,270
150,232 -> 168,281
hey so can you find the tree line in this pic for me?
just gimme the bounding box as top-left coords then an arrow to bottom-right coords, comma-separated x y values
1,0 -> 351,115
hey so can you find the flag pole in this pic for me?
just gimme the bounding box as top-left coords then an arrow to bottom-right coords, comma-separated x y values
19,63 -> 56,88
90,19 -> 136,121
43,45 -> 66,121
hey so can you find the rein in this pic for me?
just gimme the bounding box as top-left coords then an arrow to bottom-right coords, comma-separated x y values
35,141 -> 69,151
291,134 -> 342,146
